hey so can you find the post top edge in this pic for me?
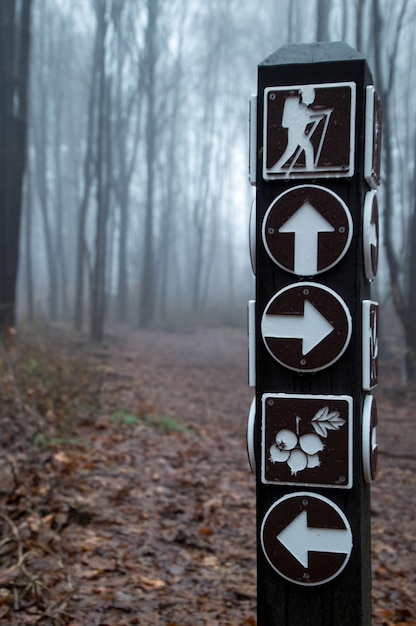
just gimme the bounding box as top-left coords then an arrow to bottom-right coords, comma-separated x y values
260,41 -> 365,66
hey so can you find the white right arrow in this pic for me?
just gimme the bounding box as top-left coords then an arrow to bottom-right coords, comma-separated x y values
277,510 -> 352,568
262,299 -> 334,355
279,201 -> 335,275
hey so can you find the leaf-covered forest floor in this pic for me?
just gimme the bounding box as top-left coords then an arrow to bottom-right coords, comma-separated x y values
0,327 -> 415,626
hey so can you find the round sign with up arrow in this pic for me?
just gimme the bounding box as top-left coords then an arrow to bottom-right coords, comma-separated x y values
261,492 -> 352,586
262,185 -> 353,276
261,282 -> 352,372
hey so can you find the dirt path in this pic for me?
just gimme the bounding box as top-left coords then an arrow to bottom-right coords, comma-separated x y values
1,328 -> 415,625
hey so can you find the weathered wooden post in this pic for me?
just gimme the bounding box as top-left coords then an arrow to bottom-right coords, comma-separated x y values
247,42 -> 381,625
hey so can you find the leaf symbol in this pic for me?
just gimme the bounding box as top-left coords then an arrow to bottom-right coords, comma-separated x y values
311,406 -> 345,438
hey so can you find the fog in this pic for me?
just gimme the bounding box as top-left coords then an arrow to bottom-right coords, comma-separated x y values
5,0 -> 416,374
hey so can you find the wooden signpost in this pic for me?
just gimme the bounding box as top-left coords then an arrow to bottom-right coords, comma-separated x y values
247,42 -> 381,625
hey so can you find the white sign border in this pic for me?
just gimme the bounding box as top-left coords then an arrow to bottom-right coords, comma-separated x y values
261,392 -> 353,489
260,491 -> 353,587
362,394 -> 378,483
263,81 -> 356,180
262,184 -> 353,276
362,299 -> 379,391
363,190 -> 379,281
364,85 -> 382,189
261,281 -> 353,373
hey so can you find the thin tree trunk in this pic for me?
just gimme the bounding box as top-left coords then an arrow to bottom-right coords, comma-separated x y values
52,55 -> 68,317
316,0 -> 331,41
74,16 -> 101,332
32,3 -> 58,320
0,0 -> 32,331
114,21 -> 143,324
355,0 -> 366,52
90,2 -> 110,343
24,168 -> 34,323
139,0 -> 158,328
372,0 -> 416,378
159,16 -> 185,320
406,183 -> 416,376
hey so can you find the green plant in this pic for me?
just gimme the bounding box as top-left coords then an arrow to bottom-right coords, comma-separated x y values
34,433 -> 82,448
109,409 -> 140,425
143,413 -> 193,433
109,408 -> 193,434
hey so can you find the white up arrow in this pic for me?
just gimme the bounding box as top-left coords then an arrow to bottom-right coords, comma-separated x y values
277,510 -> 352,568
279,201 -> 335,275
262,299 -> 334,355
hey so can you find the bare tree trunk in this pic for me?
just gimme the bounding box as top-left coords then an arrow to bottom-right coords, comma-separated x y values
316,0 -> 331,41
159,5 -> 186,320
287,1 -> 296,44
33,112 -> 58,320
24,168 -> 34,323
355,0 -> 366,52
372,0 -> 416,377
31,2 -> 59,320
52,44 -> 69,318
74,184 -> 92,331
90,1 -> 111,343
0,0 -> 32,331
74,15 -> 101,332
190,38 -> 219,314
406,175 -> 416,376
139,0 -> 158,328
192,215 -> 205,313
113,5 -> 143,324
340,0 -> 348,41
117,186 -> 129,321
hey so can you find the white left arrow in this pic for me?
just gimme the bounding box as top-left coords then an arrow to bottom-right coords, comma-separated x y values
262,299 -> 334,355
279,201 -> 335,275
277,510 -> 352,568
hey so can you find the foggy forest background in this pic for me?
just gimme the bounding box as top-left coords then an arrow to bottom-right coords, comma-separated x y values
3,0 -> 416,377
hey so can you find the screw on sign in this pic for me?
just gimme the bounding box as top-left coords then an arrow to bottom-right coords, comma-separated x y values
250,42 -> 382,626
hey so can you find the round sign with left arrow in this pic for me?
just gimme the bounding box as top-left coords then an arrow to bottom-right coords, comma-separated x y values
261,282 -> 352,372
262,185 -> 353,276
261,492 -> 353,586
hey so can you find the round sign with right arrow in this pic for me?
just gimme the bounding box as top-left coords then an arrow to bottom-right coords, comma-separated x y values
261,282 -> 352,372
262,185 -> 353,276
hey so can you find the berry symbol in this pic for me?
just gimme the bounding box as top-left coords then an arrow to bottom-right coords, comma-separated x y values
269,406 -> 345,476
